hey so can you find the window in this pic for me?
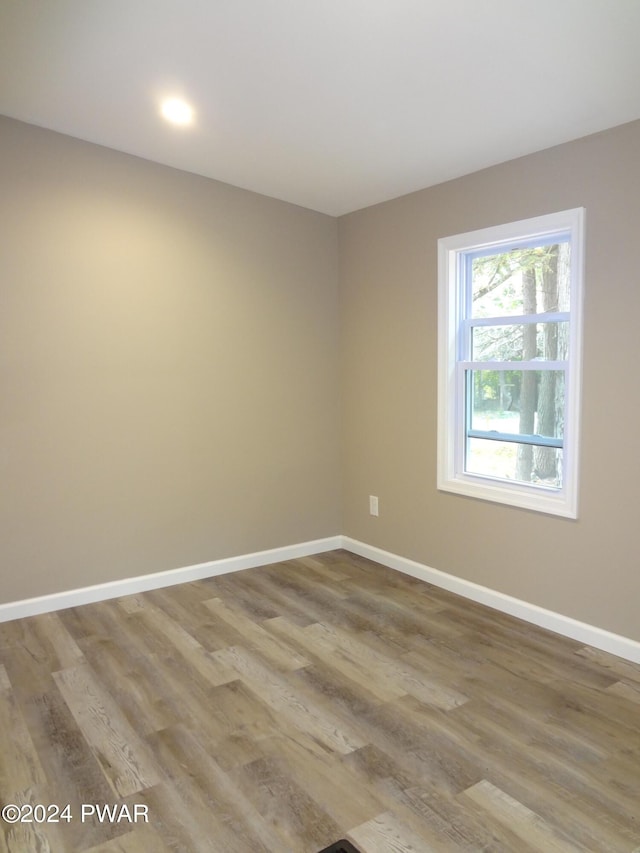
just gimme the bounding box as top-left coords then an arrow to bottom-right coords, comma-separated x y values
437,208 -> 584,517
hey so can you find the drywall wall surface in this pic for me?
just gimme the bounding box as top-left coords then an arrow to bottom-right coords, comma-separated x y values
339,119 -> 640,641
0,116 -> 341,603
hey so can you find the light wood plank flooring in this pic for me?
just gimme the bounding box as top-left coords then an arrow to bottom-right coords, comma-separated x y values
1,550 -> 639,852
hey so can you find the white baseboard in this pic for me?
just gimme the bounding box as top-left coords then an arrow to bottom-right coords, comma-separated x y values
0,536 -> 343,623
342,537 -> 640,665
2,533 -> 639,665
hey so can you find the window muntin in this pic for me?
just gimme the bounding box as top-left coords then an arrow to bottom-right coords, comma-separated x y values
437,209 -> 584,517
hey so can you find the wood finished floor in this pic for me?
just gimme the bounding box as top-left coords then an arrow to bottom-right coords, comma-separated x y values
1,550 -> 639,852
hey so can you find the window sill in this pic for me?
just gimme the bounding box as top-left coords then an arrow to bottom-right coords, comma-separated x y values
437,473 -> 578,518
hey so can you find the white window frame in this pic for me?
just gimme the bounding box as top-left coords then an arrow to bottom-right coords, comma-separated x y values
437,208 -> 585,518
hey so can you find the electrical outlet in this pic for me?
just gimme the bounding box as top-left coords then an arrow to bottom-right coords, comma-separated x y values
369,495 -> 379,516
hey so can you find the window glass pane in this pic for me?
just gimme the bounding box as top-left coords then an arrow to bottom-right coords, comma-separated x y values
471,321 -> 568,361
467,369 -> 565,487
471,241 -> 570,319
466,438 -> 563,488
469,370 -> 564,439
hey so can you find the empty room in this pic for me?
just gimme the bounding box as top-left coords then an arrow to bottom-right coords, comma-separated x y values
1,2 -> 639,851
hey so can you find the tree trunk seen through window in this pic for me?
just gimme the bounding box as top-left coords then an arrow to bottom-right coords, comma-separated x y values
533,246 -> 559,481
516,266 -> 538,482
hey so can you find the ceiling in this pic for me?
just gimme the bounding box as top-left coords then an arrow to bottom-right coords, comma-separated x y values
1,0 -> 640,216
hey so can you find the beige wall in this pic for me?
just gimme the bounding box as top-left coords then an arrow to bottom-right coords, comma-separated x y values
339,119 -> 640,642
0,116 -> 341,603
2,112 -> 639,644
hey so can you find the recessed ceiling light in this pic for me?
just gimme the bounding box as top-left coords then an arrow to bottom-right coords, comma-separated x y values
161,98 -> 194,126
